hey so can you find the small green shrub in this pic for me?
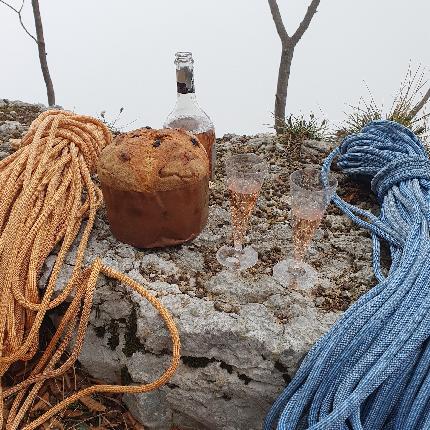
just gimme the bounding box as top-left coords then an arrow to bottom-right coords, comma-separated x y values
273,113 -> 329,163
277,113 -> 329,143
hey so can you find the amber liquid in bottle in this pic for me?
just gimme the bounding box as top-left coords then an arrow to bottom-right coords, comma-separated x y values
164,52 -> 216,178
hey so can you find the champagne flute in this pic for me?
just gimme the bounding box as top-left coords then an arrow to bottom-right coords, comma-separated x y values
273,167 -> 337,288
216,154 -> 267,271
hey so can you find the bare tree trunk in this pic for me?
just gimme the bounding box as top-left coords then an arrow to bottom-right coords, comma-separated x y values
1,0 -> 56,106
31,0 -> 55,106
268,0 -> 321,134
274,45 -> 294,132
410,87 -> 430,119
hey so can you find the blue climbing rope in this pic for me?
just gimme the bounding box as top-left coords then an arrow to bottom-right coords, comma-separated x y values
264,120 -> 430,430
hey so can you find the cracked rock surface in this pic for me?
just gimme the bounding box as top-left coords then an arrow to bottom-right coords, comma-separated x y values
1,101 -> 378,430
47,135 -> 376,429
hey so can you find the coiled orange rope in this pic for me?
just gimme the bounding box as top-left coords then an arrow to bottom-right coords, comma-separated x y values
0,110 -> 181,429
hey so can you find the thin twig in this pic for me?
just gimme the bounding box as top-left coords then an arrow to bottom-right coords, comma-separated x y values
73,365 -> 77,391
123,413 -> 129,430
70,412 -> 113,429
291,0 -> 321,44
35,393 -> 53,409
102,415 -> 116,429
411,87 -> 430,118
0,0 -> 37,43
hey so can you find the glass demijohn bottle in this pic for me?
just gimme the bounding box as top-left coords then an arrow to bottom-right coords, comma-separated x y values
164,52 -> 216,177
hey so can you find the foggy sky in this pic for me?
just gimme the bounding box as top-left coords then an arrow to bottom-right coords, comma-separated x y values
1,0 -> 430,135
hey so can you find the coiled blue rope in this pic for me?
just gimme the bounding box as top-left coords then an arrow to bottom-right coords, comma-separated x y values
264,120 -> 430,430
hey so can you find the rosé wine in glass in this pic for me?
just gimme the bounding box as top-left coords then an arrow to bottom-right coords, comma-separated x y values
273,167 -> 337,289
216,154 -> 267,271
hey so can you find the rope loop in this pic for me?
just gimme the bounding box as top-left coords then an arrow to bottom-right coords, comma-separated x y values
22,110 -> 109,173
338,120 -> 430,203
371,156 -> 430,201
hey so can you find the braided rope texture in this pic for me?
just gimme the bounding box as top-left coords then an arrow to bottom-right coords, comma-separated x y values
0,110 -> 181,430
264,120 -> 430,430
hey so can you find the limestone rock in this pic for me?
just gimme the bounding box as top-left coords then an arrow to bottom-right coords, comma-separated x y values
123,391 -> 172,430
27,127 -> 374,428
0,99 -> 52,148
0,121 -> 25,140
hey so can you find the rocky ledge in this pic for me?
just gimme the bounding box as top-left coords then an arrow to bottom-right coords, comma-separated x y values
1,100 -> 378,430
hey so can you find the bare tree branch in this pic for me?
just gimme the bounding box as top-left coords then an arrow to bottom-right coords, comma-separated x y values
1,0 -> 55,105
268,0 -> 289,43
0,0 -> 18,13
410,87 -> 430,118
0,0 -> 37,43
291,0 -> 321,45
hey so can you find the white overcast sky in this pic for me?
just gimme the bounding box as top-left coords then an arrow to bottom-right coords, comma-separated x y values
1,1 -> 430,135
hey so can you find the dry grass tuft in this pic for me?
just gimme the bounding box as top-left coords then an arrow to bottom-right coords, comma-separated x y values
337,66 -> 430,141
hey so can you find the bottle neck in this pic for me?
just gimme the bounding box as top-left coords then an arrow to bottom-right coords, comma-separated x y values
175,65 -> 198,109
176,65 -> 195,95
176,92 -> 197,110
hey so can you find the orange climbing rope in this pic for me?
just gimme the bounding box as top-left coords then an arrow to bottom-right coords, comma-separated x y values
0,110 -> 181,430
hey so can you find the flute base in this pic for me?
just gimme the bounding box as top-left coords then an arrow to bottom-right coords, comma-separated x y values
216,245 -> 258,271
272,258 -> 317,289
